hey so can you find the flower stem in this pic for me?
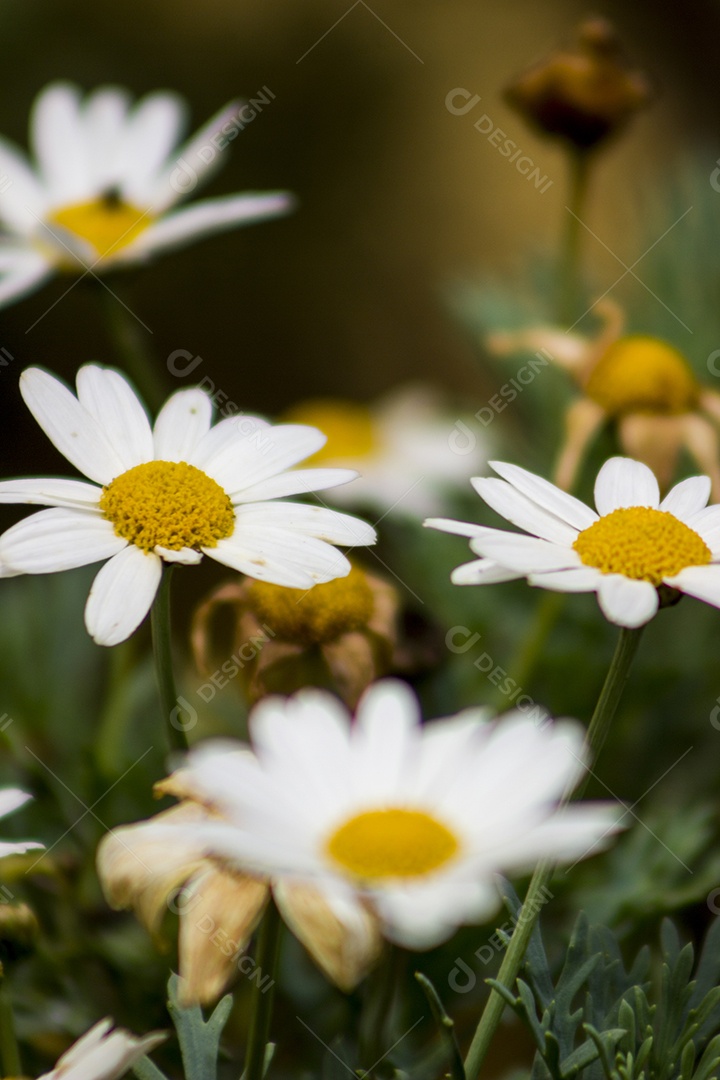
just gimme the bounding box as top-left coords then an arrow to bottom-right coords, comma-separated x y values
244,898 -> 282,1080
98,280 -> 168,412
558,148 -> 591,324
151,565 -> 188,754
463,623 -> 644,1080
0,964 -> 21,1077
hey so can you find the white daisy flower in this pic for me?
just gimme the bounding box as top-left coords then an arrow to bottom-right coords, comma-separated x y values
426,457 -> 720,629
0,365 -> 376,646
0,787 -> 43,859
171,679 -> 618,950
284,385 -> 488,518
0,81 -> 292,307
39,1018 -> 165,1080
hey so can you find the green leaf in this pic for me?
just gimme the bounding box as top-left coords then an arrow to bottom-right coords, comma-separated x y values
166,973 -> 234,1080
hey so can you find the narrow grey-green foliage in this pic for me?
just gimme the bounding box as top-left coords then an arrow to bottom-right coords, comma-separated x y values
488,883 -> 720,1080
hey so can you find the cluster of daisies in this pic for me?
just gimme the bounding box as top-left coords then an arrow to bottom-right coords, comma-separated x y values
2,78 -> 720,1079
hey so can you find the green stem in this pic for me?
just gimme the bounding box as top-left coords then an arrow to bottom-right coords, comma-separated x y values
151,565 -> 188,754
463,624 -> 644,1080
98,279 -> 168,411
358,944 -> 402,1076
558,148 -> 591,325
0,965 -> 21,1077
244,899 -> 282,1080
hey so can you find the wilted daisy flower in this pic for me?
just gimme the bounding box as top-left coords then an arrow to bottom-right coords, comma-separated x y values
0,81 -> 292,307
0,788 -> 43,859
285,385 -> 488,518
0,365 -> 375,646
488,300 -> 720,497
427,457 -> 720,629
38,1019 -> 164,1080
149,680 -> 617,952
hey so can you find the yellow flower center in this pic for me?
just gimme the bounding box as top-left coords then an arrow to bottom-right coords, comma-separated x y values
99,461 -> 235,553
325,807 -> 460,881
283,401 -> 378,464
47,191 -> 150,263
246,565 -> 374,644
573,506 -> 711,584
585,336 -> 699,416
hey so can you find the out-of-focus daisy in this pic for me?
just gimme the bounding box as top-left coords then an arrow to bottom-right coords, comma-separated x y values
0,81 -> 292,307
284,385 -> 488,518
97,788 -> 382,1003
0,788 -> 43,859
0,365 -> 375,646
39,1018 -> 164,1080
427,457 -> 720,629
488,300 -> 720,497
150,680 -> 617,951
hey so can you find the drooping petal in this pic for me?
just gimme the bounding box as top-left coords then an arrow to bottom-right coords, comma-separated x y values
451,558 -> 523,585
209,530 -> 351,587
596,574 -> 658,627
528,566 -> 603,592
666,564 -> 720,610
20,367 -> 126,484
594,457 -> 660,515
84,546 -> 162,645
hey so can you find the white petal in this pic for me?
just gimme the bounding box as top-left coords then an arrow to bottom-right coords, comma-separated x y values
209,530 -> 351,587
153,388 -> 213,460
665,564 -> 720,609
660,475 -> 711,520
0,478 -> 101,509
234,468 -> 359,502
81,87 -> 131,191
20,368 -> 126,484
85,546 -> 162,646
119,92 -> 188,203
0,254 -> 54,309
0,508 -> 126,573
424,517 -> 488,539
143,100 -> 248,211
528,566 -> 603,592
197,423 -> 324,498
0,789 -> 32,819
0,137 -> 47,232
471,476 -> 579,544
451,558 -> 523,584
154,546 -> 203,564
469,531 -> 581,573
232,502 -> 376,547
684,505 -> 720,552
0,841 -> 43,858
488,461 -> 597,531
76,365 -> 154,469
594,457 -> 660,515
122,193 -> 293,261
31,82 -> 90,203
596,575 -> 658,627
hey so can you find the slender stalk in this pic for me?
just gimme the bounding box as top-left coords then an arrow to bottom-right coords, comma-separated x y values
558,148 -> 591,325
98,280 -> 167,411
244,899 -> 283,1080
358,944 -> 402,1076
0,964 -> 21,1077
463,624 -> 644,1080
151,565 -> 188,754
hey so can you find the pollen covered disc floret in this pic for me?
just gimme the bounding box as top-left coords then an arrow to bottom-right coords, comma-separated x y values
573,506 -> 711,585
100,460 -> 235,553
325,808 -> 460,881
49,196 -> 151,263
585,336 -> 699,416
